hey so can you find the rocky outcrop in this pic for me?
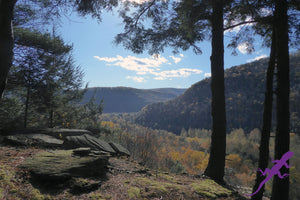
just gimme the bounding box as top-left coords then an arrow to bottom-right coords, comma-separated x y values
3,129 -> 131,158
63,134 -> 116,154
3,134 -> 63,148
109,142 -> 130,157
40,128 -> 93,139
3,128 -> 93,147
20,149 -> 109,193
3,129 -> 131,194
8,128 -> 92,139
21,149 -> 109,179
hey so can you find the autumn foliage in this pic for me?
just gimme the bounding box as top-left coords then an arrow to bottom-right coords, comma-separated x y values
96,118 -> 300,199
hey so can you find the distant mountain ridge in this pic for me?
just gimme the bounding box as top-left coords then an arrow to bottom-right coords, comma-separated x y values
135,52 -> 300,134
82,87 -> 186,113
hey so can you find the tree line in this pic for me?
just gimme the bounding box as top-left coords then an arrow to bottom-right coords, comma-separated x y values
135,54 -> 300,135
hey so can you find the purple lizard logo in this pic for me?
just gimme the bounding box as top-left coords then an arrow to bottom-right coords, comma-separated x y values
247,151 -> 294,196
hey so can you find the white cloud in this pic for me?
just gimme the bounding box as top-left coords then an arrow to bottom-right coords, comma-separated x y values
94,54 -> 168,74
169,55 -> 182,64
237,42 -> 253,54
152,68 -> 202,80
237,43 -> 248,54
260,8 -> 272,17
204,73 -> 211,77
137,71 -> 147,75
122,0 -> 149,4
94,56 -> 119,62
95,54 -> 202,81
154,77 -> 165,80
122,0 -> 167,4
180,54 -> 184,57
225,16 -> 255,33
126,76 -> 146,83
247,54 -> 268,62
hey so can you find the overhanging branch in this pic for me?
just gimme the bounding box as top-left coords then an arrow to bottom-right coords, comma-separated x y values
124,0 -> 156,35
223,20 -> 257,31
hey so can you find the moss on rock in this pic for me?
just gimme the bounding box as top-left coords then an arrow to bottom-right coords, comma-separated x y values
127,186 -> 141,198
190,179 -> 232,198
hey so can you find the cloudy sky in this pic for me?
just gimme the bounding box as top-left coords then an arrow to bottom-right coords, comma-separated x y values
59,9 -> 270,89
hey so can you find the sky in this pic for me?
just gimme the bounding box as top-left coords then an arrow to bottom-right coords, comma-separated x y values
58,9 -> 271,89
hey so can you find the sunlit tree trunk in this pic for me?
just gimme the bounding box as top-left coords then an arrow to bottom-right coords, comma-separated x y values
204,0 -> 226,184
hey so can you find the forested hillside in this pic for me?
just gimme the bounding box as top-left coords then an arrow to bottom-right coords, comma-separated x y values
135,52 -> 300,134
82,87 -> 186,113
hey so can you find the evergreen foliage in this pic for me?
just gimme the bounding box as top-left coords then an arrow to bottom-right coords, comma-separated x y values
0,3 -> 103,133
0,0 -> 120,100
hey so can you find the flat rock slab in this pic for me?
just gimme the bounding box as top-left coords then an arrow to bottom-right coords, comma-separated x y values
7,128 -> 92,140
109,142 -> 130,157
3,134 -> 63,148
20,149 -> 109,189
41,128 -> 92,139
63,134 -> 116,154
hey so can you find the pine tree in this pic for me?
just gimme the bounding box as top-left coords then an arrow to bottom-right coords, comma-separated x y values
0,0 -> 119,100
12,26 -> 73,127
203,0 -> 226,184
33,45 -> 84,128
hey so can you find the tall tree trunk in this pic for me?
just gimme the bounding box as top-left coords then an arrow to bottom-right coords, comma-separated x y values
24,87 -> 30,128
251,30 -> 276,200
0,0 -> 17,100
271,0 -> 290,199
204,0 -> 226,184
49,107 -> 54,128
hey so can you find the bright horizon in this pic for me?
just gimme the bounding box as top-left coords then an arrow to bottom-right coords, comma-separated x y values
58,10 -> 271,89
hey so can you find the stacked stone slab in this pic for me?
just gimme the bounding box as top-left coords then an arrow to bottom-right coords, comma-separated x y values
3,129 -> 130,157
109,142 -> 130,157
3,134 -> 63,148
63,134 -> 116,154
3,128 -> 131,194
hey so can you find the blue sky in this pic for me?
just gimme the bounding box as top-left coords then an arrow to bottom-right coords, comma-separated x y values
58,10 -> 270,89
